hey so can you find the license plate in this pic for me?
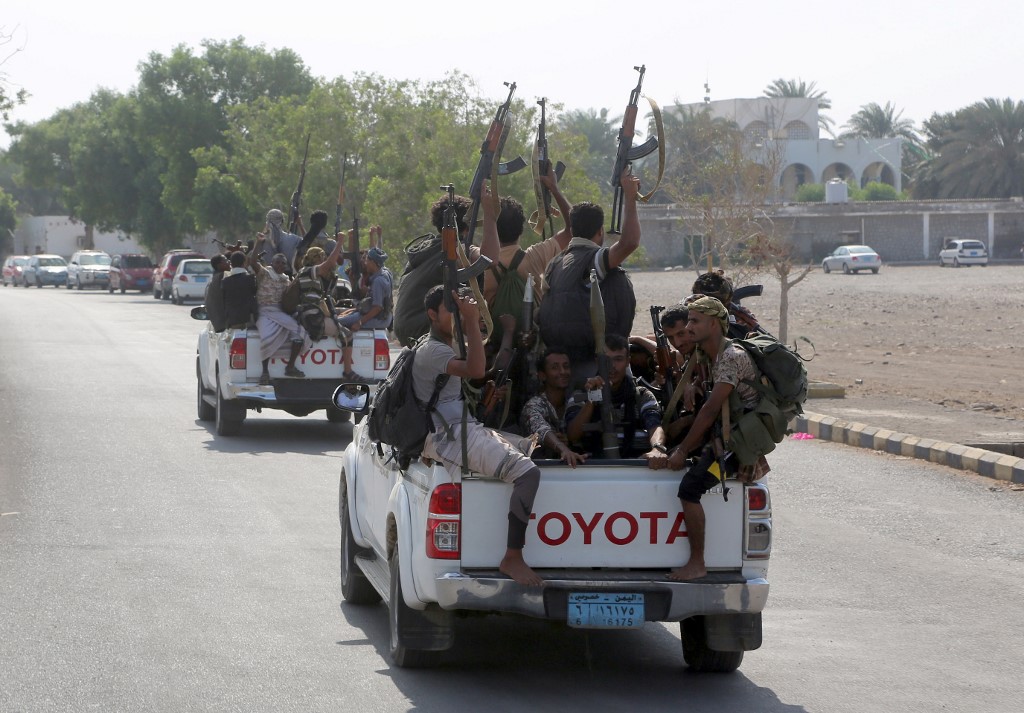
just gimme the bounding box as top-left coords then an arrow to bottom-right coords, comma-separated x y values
195,276 -> 208,283
567,593 -> 644,629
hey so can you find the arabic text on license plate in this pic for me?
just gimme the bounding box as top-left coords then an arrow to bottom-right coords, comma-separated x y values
567,593 -> 644,629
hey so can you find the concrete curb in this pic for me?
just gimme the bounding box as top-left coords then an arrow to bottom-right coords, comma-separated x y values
794,411 -> 1024,484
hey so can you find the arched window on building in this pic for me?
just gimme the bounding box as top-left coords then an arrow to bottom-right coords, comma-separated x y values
783,120 -> 810,140
744,120 -> 768,143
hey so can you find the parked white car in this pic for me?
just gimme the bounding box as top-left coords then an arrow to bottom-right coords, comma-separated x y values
821,245 -> 881,274
939,239 -> 988,267
171,259 -> 214,304
66,250 -> 112,290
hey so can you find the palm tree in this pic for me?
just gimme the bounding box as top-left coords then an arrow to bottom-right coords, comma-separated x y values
919,98 -> 1024,199
763,78 -> 833,135
841,102 -> 919,142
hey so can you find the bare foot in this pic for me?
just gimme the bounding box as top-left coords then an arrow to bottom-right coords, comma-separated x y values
500,552 -> 544,587
667,561 -> 707,581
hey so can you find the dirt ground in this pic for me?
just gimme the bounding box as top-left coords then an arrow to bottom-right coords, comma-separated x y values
629,263 -> 1024,444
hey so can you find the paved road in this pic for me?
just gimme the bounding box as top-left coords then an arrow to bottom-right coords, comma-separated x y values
2,286 -> 1023,713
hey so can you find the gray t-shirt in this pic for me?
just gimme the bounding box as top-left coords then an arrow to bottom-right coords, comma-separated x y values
411,337 -> 470,427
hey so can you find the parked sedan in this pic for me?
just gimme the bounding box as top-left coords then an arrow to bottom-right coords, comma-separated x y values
109,253 -> 155,293
171,258 -> 214,304
939,239 -> 988,267
2,255 -> 30,287
154,249 -> 205,300
23,254 -> 69,287
67,250 -> 112,290
822,245 -> 882,274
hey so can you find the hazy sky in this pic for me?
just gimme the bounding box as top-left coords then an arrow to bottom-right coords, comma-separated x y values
2,0 -> 1021,148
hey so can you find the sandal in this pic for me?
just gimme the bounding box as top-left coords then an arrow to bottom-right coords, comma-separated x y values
284,366 -> 305,378
258,373 -> 271,386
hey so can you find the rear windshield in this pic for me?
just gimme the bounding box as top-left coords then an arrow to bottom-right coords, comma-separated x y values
38,257 -> 66,267
961,241 -> 986,250
14,257 -> 29,266
123,255 -> 153,268
182,262 -> 213,274
848,246 -> 874,254
169,254 -> 202,266
79,254 -> 112,266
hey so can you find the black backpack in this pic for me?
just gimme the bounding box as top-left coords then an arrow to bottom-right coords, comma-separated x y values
367,336 -> 449,463
392,234 -> 443,347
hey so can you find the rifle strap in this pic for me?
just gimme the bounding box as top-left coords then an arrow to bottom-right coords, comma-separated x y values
456,241 -> 494,339
638,96 -> 666,204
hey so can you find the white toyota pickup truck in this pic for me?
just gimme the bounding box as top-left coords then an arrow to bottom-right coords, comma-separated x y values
333,389 -> 772,671
192,308 -> 390,435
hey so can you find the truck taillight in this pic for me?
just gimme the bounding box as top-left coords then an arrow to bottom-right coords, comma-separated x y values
229,337 -> 247,370
426,483 -> 461,559
374,336 -> 390,372
748,487 -> 767,511
746,485 -> 771,559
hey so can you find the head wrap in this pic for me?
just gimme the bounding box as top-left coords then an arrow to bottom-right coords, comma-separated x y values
265,209 -> 285,226
302,247 -> 326,267
366,246 -> 387,266
687,295 -> 729,334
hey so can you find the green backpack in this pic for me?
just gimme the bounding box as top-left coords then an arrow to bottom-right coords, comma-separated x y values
726,334 -> 810,465
487,249 -> 527,346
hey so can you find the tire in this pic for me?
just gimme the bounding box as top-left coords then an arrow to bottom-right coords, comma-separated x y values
327,405 -> 352,423
214,375 -> 244,436
822,263 -> 830,274
23,277 -> 29,288
153,286 -> 161,299
108,284 -> 114,294
197,361 -> 215,422
842,263 -> 851,275
388,548 -> 448,668
339,480 -> 381,605
939,257 -> 945,267
162,285 -> 171,300
36,279 -> 43,288
172,289 -> 181,305
680,617 -> 744,673
76,276 -> 83,290
871,268 -> 879,274
120,287 -> 126,294
953,258 -> 961,268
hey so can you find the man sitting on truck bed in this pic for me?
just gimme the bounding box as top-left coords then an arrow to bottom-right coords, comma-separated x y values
565,334 -> 668,459
647,296 -> 769,581
415,285 -> 544,587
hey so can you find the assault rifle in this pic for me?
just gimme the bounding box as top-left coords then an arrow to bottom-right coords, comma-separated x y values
464,82 -> 527,250
348,207 -> 362,300
288,133 -> 312,235
650,305 -> 677,407
440,183 -> 493,357
609,65 -> 660,235
334,153 -> 348,238
532,97 -> 566,238
589,269 -> 620,458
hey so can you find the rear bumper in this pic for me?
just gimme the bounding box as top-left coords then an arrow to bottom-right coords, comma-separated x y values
76,272 -> 110,285
226,377 -> 379,408
433,571 -> 769,622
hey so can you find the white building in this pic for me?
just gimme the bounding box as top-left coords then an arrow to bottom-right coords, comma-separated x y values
12,216 -> 149,258
676,97 -> 902,199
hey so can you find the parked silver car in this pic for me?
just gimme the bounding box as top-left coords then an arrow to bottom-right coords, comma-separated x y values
22,254 -> 69,287
67,250 -> 112,289
939,239 -> 988,267
822,245 -> 882,274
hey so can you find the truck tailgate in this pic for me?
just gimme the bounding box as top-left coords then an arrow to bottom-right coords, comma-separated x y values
460,464 -> 745,570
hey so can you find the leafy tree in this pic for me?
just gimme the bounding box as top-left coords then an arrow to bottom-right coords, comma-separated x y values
841,101 -> 922,188
0,185 -> 17,253
764,78 -> 833,135
0,26 -> 28,121
915,98 -> 1024,199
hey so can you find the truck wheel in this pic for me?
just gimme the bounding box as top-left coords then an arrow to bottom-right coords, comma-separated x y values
197,361 -> 215,422
680,617 -> 744,673
215,377 -> 244,436
327,405 -> 351,423
388,549 -> 449,668
339,480 -> 380,605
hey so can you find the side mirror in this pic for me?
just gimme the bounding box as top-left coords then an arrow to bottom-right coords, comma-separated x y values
190,305 -> 208,321
332,383 -> 371,414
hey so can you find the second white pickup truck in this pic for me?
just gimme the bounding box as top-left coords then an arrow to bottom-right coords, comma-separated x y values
193,309 -> 391,435
333,387 -> 773,671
